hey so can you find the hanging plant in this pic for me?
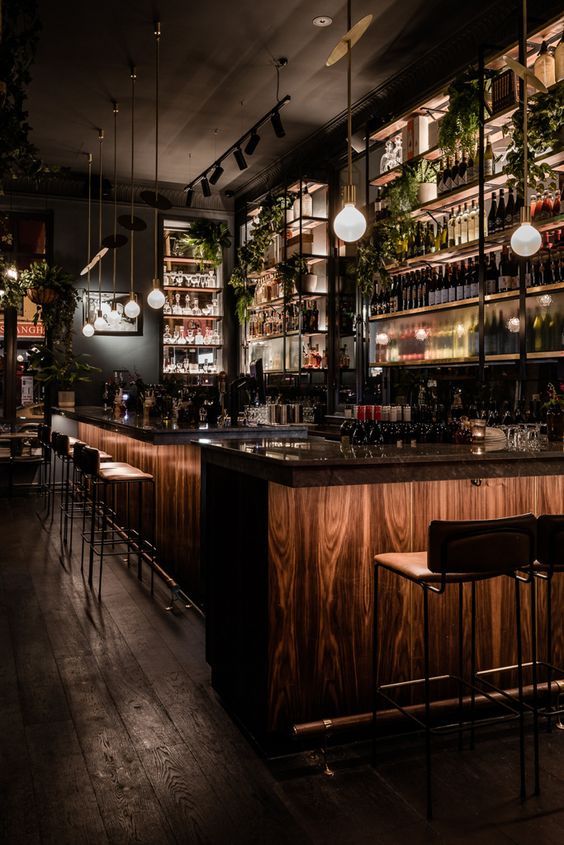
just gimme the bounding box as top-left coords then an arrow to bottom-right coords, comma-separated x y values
356,220 -> 401,297
384,166 -> 419,217
275,255 -> 308,299
503,81 -> 564,197
20,261 -> 79,351
438,71 -> 482,158
229,192 -> 294,323
176,220 -> 232,267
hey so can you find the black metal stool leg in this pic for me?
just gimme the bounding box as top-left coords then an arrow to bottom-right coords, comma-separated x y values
69,465 -> 77,553
547,574 -> 553,733
515,577 -> 526,802
88,481 -> 97,587
63,456 -> 71,546
126,482 -> 131,568
137,481 -> 143,581
50,452 -> 57,523
99,482 -> 107,599
371,563 -> 380,768
150,480 -> 156,597
458,582 -> 464,752
470,582 -> 476,751
423,586 -> 432,820
81,476 -> 89,573
530,575 -> 540,795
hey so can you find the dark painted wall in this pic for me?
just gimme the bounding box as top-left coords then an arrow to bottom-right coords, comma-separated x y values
1,194 -> 234,404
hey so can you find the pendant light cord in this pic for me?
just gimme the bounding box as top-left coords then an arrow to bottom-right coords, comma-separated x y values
112,102 -> 119,307
153,21 -> 161,283
130,66 -> 136,299
347,0 -> 352,186
98,128 -> 104,309
522,0 -> 528,206
86,152 -> 92,313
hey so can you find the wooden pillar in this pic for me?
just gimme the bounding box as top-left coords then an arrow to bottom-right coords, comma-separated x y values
3,306 -> 17,427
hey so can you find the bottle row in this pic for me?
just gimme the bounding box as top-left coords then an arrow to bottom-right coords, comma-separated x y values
163,358 -> 220,376
372,236 -> 564,316
163,271 -> 218,288
163,325 -> 222,346
248,300 -> 322,338
302,342 -> 327,370
164,292 -> 220,317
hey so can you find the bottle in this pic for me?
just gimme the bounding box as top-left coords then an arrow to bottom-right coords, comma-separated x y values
440,215 -> 449,249
456,261 -> 465,300
488,192 -> 497,236
301,184 -> 313,217
485,252 -> 499,295
484,138 -> 494,177
505,186 -> 515,228
460,203 -> 469,245
534,40 -> 556,88
458,151 -> 468,185
498,247 -> 511,293
495,188 -> 506,232
469,256 -> 479,298
443,157 -> 453,192
447,210 -> 456,248
508,248 -> 519,291
448,265 -> 457,302
428,269 -> 436,307
455,206 -> 463,246
451,153 -> 460,188
463,259 -> 472,299
467,200 -> 477,242
440,267 -> 449,305
556,29 -> 564,83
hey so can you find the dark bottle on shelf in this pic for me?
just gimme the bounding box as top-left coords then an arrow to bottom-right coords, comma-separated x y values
469,256 -> 479,298
451,154 -> 460,188
498,246 -> 511,293
428,269 -> 437,306
463,259 -> 472,299
440,266 -> 449,305
485,251 -> 499,295
488,193 -> 497,236
458,151 -> 468,185
448,265 -> 457,302
456,261 -> 466,300
495,189 -> 506,232
505,187 -> 516,228
444,157 -> 453,192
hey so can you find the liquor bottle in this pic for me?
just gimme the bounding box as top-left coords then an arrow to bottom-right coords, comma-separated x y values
444,157 -> 453,192
485,252 -> 499,295
541,189 -> 554,220
448,265 -> 457,302
488,192 -> 497,236
451,153 -> 460,188
467,148 -> 475,182
534,189 -> 544,220
534,40 -> 556,88
456,261 -> 465,300
498,246 -> 511,293
460,203 -> 469,245
301,184 -> 313,217
495,188 -> 506,232
556,29 -> 564,83
447,210 -> 456,248
424,223 -> 434,255
455,206 -> 463,246
428,269 -> 436,307
505,186 -> 515,228
463,259 -> 472,299
458,151 -> 468,185
508,248 -> 519,291
440,215 -> 449,249
434,220 -> 442,253
484,138 -> 494,177
469,256 -> 479,298
467,200 -> 477,242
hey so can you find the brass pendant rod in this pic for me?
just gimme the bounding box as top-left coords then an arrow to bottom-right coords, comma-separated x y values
153,21 -> 161,284
112,102 -> 118,307
347,0 -> 352,187
130,67 -> 136,299
85,152 -> 92,309
97,129 -> 104,309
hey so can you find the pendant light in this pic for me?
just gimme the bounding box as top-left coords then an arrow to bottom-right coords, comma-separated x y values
327,2 -> 372,243
94,130 -> 108,332
504,0 -> 546,258
124,66 -> 141,320
146,21 -> 166,310
82,152 -> 95,337
109,102 -> 121,325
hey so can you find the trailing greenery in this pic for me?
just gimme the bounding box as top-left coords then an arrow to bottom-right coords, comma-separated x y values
503,81 -> 564,196
384,166 -> 418,218
356,221 -> 400,296
229,192 -> 294,323
275,255 -> 308,299
0,0 -> 51,193
176,220 -> 232,267
0,259 -> 26,308
438,70 -> 482,158
20,261 -> 79,350
413,158 -> 438,184
28,345 -> 99,389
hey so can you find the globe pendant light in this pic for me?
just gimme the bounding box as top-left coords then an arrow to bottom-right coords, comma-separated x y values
147,22 -> 166,310
327,3 -> 372,243
123,66 -> 141,320
109,102 -> 121,325
82,151 -> 95,337
505,0 -> 546,258
94,129 -> 108,332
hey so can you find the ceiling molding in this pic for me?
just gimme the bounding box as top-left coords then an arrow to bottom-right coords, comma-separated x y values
235,0 -> 562,207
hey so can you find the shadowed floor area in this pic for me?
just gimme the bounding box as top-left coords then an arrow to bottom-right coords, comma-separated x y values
2,495 -> 564,844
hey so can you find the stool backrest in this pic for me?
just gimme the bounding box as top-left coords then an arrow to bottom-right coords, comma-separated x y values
79,445 -> 100,477
54,433 -> 70,458
428,513 -> 536,574
73,441 -> 86,466
51,430 -> 59,450
537,515 -> 564,569
38,424 -> 50,447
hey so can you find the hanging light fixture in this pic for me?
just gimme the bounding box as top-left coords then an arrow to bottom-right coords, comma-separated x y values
94,129 -> 108,332
201,175 -> 211,197
233,147 -> 248,171
326,2 -> 372,243
147,21 -> 166,310
504,1 -> 546,258
108,102 -> 122,325
124,66 -> 141,320
82,151 -> 95,337
244,130 -> 260,155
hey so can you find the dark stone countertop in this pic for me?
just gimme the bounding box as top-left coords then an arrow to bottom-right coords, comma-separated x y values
201,437 -> 564,487
51,407 -> 309,445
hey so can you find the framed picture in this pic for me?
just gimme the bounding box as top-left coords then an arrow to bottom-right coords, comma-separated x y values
82,290 -> 143,335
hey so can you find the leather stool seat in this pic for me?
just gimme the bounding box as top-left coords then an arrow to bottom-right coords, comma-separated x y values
375,552 -> 493,584
97,463 -> 153,482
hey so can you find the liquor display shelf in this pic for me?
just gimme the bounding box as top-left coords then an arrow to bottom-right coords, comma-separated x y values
163,342 -> 223,349
528,350 -> 564,359
163,285 -> 222,293
165,314 -> 224,320
285,216 -> 328,233
163,256 -> 216,265
248,254 -> 329,280
384,214 -> 564,274
249,329 -> 328,342
369,354 -> 524,368
249,291 -> 328,309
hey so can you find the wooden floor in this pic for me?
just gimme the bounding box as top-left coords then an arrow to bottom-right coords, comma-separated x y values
3,496 -> 564,844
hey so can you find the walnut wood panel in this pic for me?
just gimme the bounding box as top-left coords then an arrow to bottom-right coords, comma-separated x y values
267,481 -> 411,731
78,423 -> 202,600
534,476 -> 564,672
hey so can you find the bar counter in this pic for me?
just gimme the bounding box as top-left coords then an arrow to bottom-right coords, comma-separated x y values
201,437 -> 564,751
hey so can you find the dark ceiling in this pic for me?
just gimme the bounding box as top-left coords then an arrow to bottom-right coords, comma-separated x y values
28,0 -> 500,196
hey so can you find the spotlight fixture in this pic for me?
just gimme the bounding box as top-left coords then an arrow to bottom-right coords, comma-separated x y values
209,163 -> 224,185
185,188 -> 194,207
201,176 -> 212,197
233,147 -> 248,171
313,15 -> 333,26
270,110 -> 285,139
244,130 -> 261,156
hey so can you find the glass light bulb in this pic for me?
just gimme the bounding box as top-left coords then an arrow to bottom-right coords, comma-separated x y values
510,222 -> 542,257
94,313 -> 106,331
124,297 -> 140,318
109,308 -> 120,324
507,316 -> 521,333
333,202 -> 367,243
82,322 -> 95,337
147,287 -> 166,309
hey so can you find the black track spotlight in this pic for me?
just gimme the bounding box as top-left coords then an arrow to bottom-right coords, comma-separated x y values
233,147 -> 248,171
271,109 -> 285,138
201,176 -> 211,197
209,162 -> 224,185
185,187 -> 194,207
244,130 -> 261,156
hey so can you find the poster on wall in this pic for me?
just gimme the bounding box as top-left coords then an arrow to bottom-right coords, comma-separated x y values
82,290 -> 143,336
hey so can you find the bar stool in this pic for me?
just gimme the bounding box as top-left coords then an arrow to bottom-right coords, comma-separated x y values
77,445 -> 156,598
52,432 -> 86,546
535,514 -> 564,729
37,424 -> 52,510
68,441 -> 113,554
372,513 -> 537,819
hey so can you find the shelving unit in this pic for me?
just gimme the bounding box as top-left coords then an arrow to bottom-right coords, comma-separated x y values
160,218 -> 226,383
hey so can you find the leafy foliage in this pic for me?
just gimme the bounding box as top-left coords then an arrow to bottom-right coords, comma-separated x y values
438,71 -> 482,158
176,220 -> 231,267
384,167 -> 419,217
356,221 -> 401,296
503,81 -> 564,196
28,345 -> 99,389
0,259 -> 26,308
20,261 -> 79,351
275,255 -> 308,299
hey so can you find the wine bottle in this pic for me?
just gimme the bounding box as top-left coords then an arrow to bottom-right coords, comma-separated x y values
428,269 -> 436,307
469,256 -> 479,298
458,151 -> 468,185
495,189 -> 506,232
448,265 -> 457,302
447,210 -> 456,248
444,157 -> 453,192
484,138 -> 494,177
485,252 -> 499,295
451,153 -> 460,188
460,203 -> 469,245
505,186 -> 515,228
498,246 -> 510,293
463,259 -> 472,299
456,261 -> 465,300
488,193 -> 497,236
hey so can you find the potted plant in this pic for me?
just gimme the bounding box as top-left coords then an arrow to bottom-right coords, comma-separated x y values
176,220 -> 232,267
543,383 -> 564,442
20,261 -> 79,348
276,255 -> 315,297
28,345 -> 100,409
438,71 -> 482,160
414,159 -> 439,204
